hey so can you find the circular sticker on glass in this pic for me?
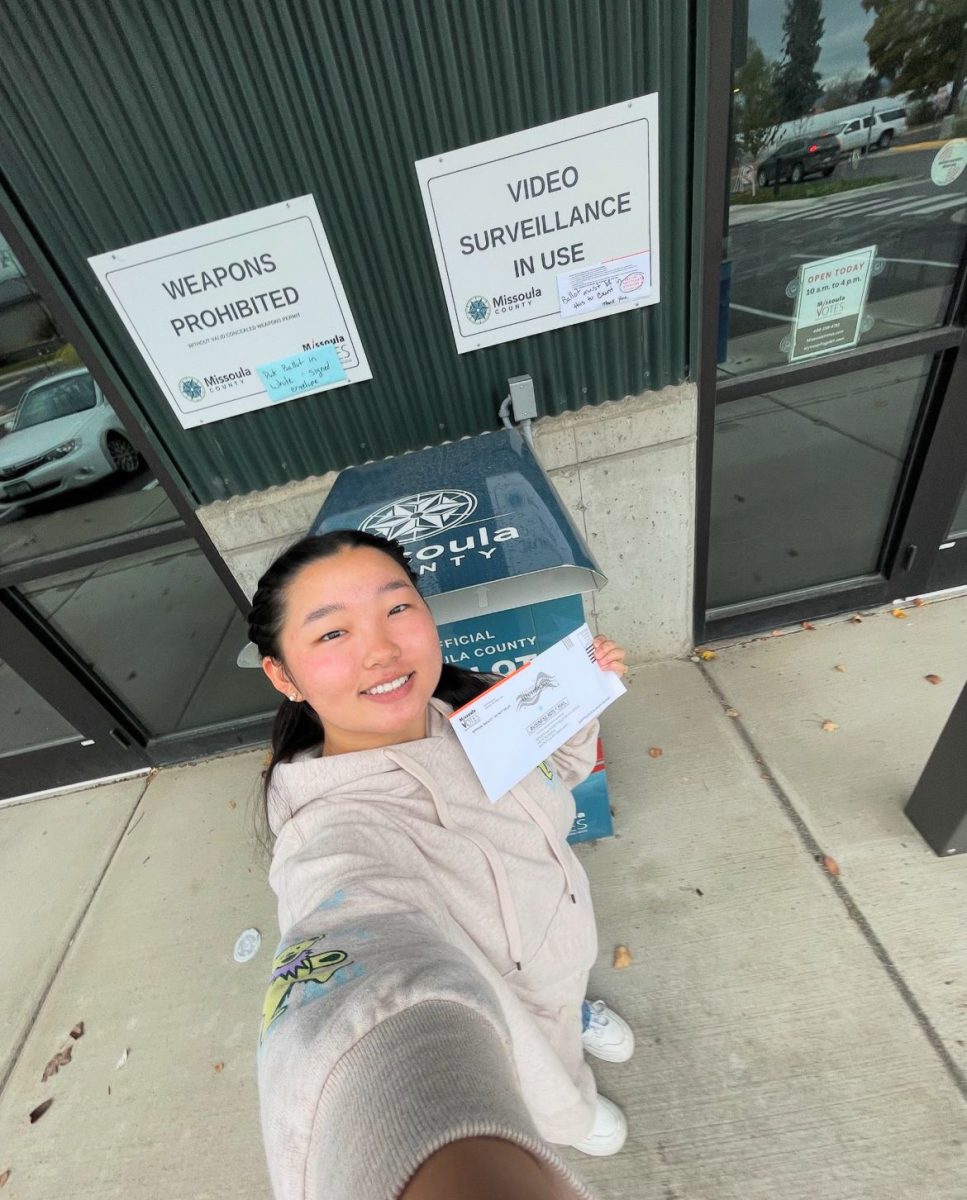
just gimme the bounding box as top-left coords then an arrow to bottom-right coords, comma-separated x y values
931,139 -> 967,187
233,927 -> 261,963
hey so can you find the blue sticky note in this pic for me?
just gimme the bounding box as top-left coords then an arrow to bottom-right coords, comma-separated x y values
256,344 -> 347,401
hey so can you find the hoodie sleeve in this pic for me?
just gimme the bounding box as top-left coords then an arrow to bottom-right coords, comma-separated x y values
258,819 -> 597,1200
547,717 -> 600,790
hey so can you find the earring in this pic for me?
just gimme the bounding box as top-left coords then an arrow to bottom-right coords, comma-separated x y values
288,693 -> 297,702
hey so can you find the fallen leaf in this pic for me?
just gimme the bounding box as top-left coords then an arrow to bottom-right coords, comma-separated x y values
834,664 -> 846,672
891,608 -> 907,619
29,1098 -> 53,1124
818,855 -> 841,876
648,747 -> 663,758
770,629 -> 784,636
925,674 -> 942,685
850,615 -> 863,624
0,1168 -> 10,1187
697,649 -> 717,661
69,1022 -> 84,1040
821,720 -> 839,732
262,750 -> 272,767
613,945 -> 633,969
227,800 -> 237,810
116,1048 -> 129,1070
41,1045 -> 73,1083
913,597 -> 926,608
212,1061 -> 225,1074
801,621 -> 815,630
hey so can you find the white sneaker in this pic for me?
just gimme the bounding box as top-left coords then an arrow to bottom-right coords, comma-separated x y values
581,999 -> 636,1063
569,1094 -> 628,1157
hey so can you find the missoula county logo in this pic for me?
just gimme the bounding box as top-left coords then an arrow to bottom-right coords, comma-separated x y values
361,490 -> 479,544
465,296 -> 490,324
179,376 -> 205,402
359,489 -> 521,578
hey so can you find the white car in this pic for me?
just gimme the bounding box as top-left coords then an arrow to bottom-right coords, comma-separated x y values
0,368 -> 142,510
828,110 -> 904,156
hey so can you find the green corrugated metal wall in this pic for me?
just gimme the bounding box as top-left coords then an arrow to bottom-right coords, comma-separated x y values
0,0 -> 694,503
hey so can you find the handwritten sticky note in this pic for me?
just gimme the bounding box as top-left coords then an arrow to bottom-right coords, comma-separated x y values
256,345 -> 347,401
557,252 -> 652,319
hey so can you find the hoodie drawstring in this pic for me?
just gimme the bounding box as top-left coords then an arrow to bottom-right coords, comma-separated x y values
384,749 -> 527,971
509,785 -> 578,905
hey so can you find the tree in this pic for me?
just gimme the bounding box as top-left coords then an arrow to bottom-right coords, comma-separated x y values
775,0 -> 825,121
823,69 -> 863,109
863,0 -> 967,114
856,72 -> 883,102
733,41 -> 782,192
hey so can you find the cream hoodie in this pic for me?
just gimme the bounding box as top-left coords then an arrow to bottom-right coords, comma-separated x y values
257,698 -> 603,1200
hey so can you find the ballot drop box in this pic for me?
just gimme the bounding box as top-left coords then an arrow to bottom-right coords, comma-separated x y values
311,428 -> 614,843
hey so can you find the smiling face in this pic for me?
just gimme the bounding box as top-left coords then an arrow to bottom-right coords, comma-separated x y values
261,545 -> 443,755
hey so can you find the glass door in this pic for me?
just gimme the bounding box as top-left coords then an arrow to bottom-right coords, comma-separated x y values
696,0 -> 967,639
0,216 -> 276,800
0,601 -> 146,799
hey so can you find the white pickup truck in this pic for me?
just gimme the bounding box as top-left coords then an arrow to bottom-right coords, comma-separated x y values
826,108 -> 906,155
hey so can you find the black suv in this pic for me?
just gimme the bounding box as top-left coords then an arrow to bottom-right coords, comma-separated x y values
756,134 -> 841,187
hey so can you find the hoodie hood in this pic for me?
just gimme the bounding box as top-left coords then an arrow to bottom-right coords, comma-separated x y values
266,697 -> 455,833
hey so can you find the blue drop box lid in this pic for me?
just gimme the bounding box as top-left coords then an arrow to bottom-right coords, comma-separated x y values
311,429 -> 606,624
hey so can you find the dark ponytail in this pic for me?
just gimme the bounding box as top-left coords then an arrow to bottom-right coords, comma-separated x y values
247,530 -> 493,847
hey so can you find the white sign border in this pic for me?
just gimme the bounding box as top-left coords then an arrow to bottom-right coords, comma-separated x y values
89,195 -> 371,429
789,244 -> 877,364
416,96 -> 660,353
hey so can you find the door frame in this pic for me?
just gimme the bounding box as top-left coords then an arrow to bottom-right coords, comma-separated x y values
693,0 -> 967,643
0,184 -> 273,794
0,596 -> 149,798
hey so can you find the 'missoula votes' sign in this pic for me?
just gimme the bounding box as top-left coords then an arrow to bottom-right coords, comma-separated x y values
88,196 -> 370,428
416,96 -> 660,352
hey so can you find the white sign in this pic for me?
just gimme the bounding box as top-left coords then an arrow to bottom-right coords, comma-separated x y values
449,624 -> 625,802
416,96 -> 660,352
931,139 -> 967,187
88,196 -> 371,428
557,251 -> 652,318
790,245 -> 876,362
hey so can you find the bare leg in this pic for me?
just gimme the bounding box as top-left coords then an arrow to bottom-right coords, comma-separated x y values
400,1136 -> 568,1200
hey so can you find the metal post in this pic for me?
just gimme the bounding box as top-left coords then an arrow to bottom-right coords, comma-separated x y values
904,681 -> 967,856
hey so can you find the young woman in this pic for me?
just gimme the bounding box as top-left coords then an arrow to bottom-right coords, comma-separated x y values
249,530 -> 635,1200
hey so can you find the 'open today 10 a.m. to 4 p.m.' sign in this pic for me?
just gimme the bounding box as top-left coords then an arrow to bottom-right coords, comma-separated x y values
415,95 -> 661,353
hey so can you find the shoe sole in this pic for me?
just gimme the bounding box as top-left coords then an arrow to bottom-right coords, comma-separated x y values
570,1123 -> 629,1157
583,1042 -> 635,1063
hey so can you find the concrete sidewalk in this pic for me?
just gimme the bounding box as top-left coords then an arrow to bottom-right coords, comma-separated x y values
1,596 -> 965,1198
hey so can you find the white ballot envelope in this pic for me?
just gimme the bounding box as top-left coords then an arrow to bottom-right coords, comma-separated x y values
448,622 -> 626,802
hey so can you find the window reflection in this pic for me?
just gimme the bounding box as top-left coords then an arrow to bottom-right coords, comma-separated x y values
708,357 -> 930,609
0,242 -> 177,566
0,656 -> 80,758
19,542 -> 275,736
723,2 -> 967,377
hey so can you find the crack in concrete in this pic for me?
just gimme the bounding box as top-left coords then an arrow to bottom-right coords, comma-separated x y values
0,772 -> 157,1101
697,660 -> 967,1107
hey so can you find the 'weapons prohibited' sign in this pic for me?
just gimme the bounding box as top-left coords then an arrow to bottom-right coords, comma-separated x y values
89,196 -> 371,428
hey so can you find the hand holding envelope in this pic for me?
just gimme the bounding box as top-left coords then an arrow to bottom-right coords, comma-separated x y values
448,623 -> 627,802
